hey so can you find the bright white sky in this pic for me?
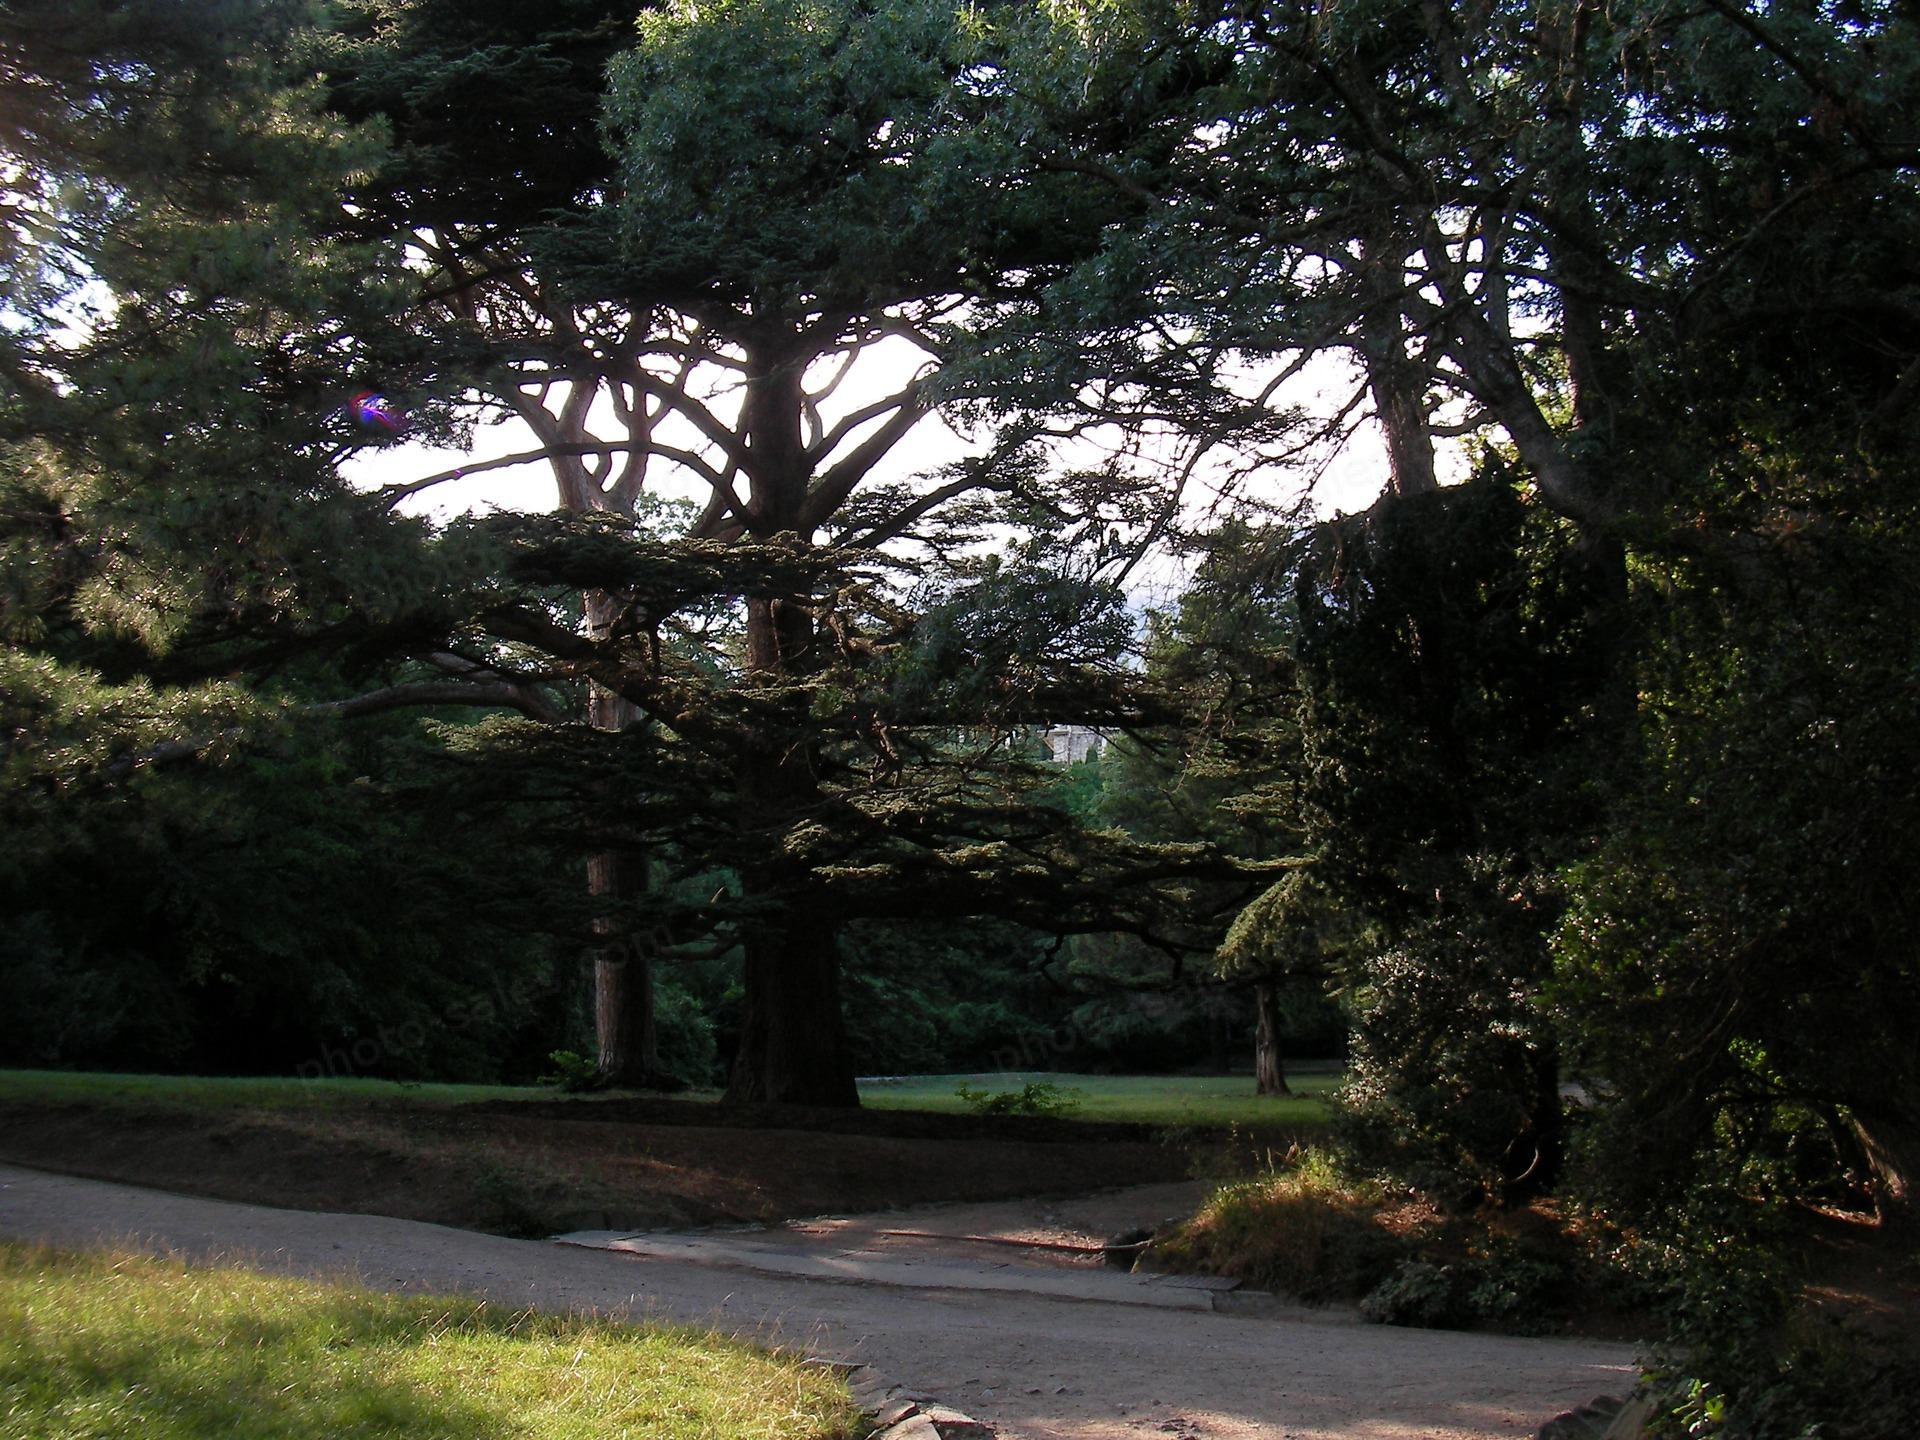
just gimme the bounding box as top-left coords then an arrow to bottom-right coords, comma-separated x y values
341,340 -> 1416,614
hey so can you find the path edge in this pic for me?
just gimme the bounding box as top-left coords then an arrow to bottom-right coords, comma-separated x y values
811,1359 -> 996,1440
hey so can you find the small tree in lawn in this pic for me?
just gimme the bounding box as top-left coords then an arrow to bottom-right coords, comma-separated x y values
1215,870 -> 1356,1100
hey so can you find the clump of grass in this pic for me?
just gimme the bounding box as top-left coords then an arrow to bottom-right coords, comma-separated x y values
0,1243 -> 861,1440
1147,1147 -> 1402,1302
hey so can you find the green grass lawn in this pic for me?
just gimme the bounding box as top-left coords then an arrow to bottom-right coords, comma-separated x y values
0,1067 -> 1336,1130
0,1244 -> 860,1440
856,1070 -> 1338,1129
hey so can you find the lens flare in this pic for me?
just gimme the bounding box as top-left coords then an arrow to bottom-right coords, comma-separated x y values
350,390 -> 405,433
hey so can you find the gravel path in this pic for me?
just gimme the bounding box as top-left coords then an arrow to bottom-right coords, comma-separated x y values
0,1164 -> 1636,1440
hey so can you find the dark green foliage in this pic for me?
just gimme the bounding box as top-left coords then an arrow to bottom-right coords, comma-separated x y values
0,712 -> 581,1081
649,981 -> 719,1089
0,914 -> 192,1072
540,1051 -> 601,1093
1600,1189 -> 1920,1439
953,1081 -> 1081,1118
1288,481 -> 1612,1203
1553,527 -> 1920,1222
0,0 -> 581,1084
837,918 -> 1093,1077
1359,1239 -> 1584,1337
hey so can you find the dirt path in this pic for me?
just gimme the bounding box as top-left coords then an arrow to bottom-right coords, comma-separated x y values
0,1164 -> 1636,1439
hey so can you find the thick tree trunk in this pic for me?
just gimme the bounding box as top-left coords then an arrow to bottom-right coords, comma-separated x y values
1253,980 -> 1292,1096
725,898 -> 858,1106
585,591 -> 662,1087
721,560 -> 861,1105
715,345 -> 865,1106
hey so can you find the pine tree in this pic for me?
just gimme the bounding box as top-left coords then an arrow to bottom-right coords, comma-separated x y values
302,0 -> 1260,1102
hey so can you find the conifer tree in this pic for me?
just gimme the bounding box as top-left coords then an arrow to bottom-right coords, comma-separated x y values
304,0 -> 1269,1102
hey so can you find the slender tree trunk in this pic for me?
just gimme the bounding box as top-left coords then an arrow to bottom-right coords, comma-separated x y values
1253,980 -> 1292,1096
585,590 -> 662,1087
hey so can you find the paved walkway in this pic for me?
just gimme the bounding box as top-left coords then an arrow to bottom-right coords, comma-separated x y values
0,1164 -> 1637,1440
555,1227 -> 1248,1309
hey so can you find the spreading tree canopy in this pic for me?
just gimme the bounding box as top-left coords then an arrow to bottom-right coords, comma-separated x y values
4,0 -> 1286,1104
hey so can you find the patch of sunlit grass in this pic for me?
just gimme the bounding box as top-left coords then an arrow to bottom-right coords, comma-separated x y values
0,1244 -> 860,1440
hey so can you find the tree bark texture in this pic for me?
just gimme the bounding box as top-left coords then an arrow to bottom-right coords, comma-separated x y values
586,589 -> 663,1086
719,369 -> 864,1105
589,848 -> 658,1086
725,897 -> 859,1106
1254,980 -> 1292,1096
714,577 -> 860,1105
1358,224 -> 1439,499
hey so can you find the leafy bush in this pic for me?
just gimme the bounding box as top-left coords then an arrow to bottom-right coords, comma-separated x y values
1359,1259 -> 1458,1326
1331,895 -> 1564,1209
1604,1188 -> 1920,1439
1648,1311 -> 1920,1440
651,982 -> 719,1088
1359,1239 -> 1576,1335
1459,1243 -> 1574,1333
0,913 -> 194,1070
952,1080 -> 1082,1117
540,1050 -> 602,1093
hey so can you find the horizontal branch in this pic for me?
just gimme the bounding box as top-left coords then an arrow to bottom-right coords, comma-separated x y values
313,679 -> 570,725
106,675 -> 571,778
375,443 -> 648,510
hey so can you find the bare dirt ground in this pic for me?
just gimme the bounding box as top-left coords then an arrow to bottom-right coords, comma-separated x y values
0,1163 -> 1640,1440
0,1096 -> 1218,1234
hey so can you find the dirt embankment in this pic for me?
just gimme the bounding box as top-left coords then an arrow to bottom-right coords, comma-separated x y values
0,1096 -> 1265,1236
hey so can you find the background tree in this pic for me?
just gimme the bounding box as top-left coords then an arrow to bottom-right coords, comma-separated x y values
316,0 -> 678,1085
1088,521 -> 1330,1094
998,2 -> 1919,1424
0,0 -> 586,1077
998,0 -> 1920,1202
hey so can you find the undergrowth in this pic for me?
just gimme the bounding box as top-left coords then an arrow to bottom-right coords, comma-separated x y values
1149,1147 -> 1619,1333
952,1080 -> 1081,1117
